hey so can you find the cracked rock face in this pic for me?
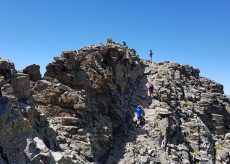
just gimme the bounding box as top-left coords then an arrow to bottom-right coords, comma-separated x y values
0,40 -> 229,164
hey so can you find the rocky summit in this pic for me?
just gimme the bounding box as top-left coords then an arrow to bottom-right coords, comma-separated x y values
0,39 -> 229,164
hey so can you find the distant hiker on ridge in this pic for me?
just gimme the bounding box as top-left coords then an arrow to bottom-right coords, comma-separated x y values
122,40 -> 127,47
107,38 -> 115,44
150,49 -> 153,63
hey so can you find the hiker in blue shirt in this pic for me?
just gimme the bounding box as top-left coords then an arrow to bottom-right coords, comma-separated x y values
134,105 -> 145,127
136,106 -> 142,119
122,40 -> 127,47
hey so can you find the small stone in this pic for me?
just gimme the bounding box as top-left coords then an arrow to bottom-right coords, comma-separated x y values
139,148 -> 146,155
77,129 -> 84,135
140,156 -> 148,163
182,159 -> 190,164
216,148 -> 229,162
224,133 -> 230,140
148,149 -> 154,155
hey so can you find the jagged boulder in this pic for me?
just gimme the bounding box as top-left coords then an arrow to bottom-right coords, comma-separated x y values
0,58 -> 15,80
23,64 -> 42,81
13,72 -> 31,100
0,98 -> 31,163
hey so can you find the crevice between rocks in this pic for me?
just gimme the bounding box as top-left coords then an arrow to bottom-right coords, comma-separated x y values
0,146 -> 9,164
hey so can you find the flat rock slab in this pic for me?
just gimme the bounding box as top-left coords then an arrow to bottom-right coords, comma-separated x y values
155,107 -> 172,116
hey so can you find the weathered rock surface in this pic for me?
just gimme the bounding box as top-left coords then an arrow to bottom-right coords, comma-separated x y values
112,61 -> 230,164
0,40 -> 229,163
0,59 -> 70,164
34,40 -> 143,163
23,64 -> 42,82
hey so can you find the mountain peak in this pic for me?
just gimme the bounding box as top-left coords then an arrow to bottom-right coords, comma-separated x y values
0,41 -> 229,163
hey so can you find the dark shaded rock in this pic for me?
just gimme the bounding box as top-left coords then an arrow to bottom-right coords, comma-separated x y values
23,64 -> 42,81
0,58 -> 15,80
0,96 -> 8,115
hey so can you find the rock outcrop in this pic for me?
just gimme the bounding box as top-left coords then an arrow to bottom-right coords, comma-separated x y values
23,64 -> 42,82
33,41 -> 143,163
113,61 -> 230,164
0,40 -> 229,164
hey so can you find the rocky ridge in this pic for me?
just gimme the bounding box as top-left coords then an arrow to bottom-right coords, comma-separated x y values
113,61 -> 230,164
0,39 -> 229,163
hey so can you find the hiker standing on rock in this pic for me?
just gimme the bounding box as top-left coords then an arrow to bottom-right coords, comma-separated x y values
149,49 -> 153,63
148,84 -> 156,97
122,40 -> 127,47
133,105 -> 145,127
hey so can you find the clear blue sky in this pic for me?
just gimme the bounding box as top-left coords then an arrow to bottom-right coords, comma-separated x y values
0,0 -> 229,94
